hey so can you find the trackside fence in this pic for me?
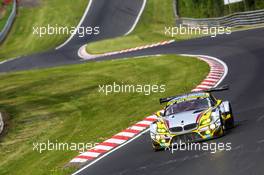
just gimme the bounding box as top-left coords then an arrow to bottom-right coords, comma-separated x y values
0,0 -> 16,43
176,9 -> 264,27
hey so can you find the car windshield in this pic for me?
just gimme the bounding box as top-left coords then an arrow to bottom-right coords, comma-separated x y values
165,98 -> 210,116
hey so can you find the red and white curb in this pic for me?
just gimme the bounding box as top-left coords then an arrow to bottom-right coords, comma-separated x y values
78,40 -> 175,60
182,54 -> 228,92
70,115 -> 158,163
70,54 -> 228,167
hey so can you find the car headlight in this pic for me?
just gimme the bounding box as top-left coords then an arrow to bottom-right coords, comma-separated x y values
200,115 -> 212,126
157,128 -> 166,133
155,134 -> 166,141
209,123 -> 216,130
202,118 -> 211,124
155,134 -> 161,140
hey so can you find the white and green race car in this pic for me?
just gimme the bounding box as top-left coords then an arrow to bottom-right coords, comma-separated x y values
150,85 -> 234,151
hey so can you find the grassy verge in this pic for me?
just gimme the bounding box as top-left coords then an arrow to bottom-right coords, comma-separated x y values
0,0 -> 88,61
86,0 -> 205,55
0,54 -> 209,175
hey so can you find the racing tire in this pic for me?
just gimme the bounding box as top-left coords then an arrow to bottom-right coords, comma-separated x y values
225,104 -> 235,130
219,115 -> 225,136
152,141 -> 162,152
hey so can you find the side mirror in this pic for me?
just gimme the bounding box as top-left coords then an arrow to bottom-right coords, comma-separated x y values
156,110 -> 165,117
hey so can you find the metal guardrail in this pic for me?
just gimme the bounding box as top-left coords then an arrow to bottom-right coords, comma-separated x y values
0,0 -> 17,43
176,9 -> 264,27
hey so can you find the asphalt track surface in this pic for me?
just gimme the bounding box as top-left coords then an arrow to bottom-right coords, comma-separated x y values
75,28 -> 264,175
0,0 -> 145,72
1,1 -> 264,175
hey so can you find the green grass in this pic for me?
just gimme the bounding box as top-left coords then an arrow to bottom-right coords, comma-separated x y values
0,0 -> 88,61
86,0 -> 204,55
0,4 -> 13,32
179,0 -> 264,18
0,54 -> 209,175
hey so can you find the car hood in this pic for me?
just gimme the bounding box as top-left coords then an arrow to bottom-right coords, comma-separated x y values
165,109 -> 204,128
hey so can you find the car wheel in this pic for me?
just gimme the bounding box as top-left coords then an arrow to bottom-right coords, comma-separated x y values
225,103 -> 235,129
219,115 -> 225,136
152,141 -> 162,151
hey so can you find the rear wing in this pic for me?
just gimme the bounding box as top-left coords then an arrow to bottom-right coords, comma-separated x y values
204,84 -> 229,93
159,85 -> 229,104
159,95 -> 179,104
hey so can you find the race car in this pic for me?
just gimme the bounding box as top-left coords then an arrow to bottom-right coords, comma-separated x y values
150,85 -> 234,151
